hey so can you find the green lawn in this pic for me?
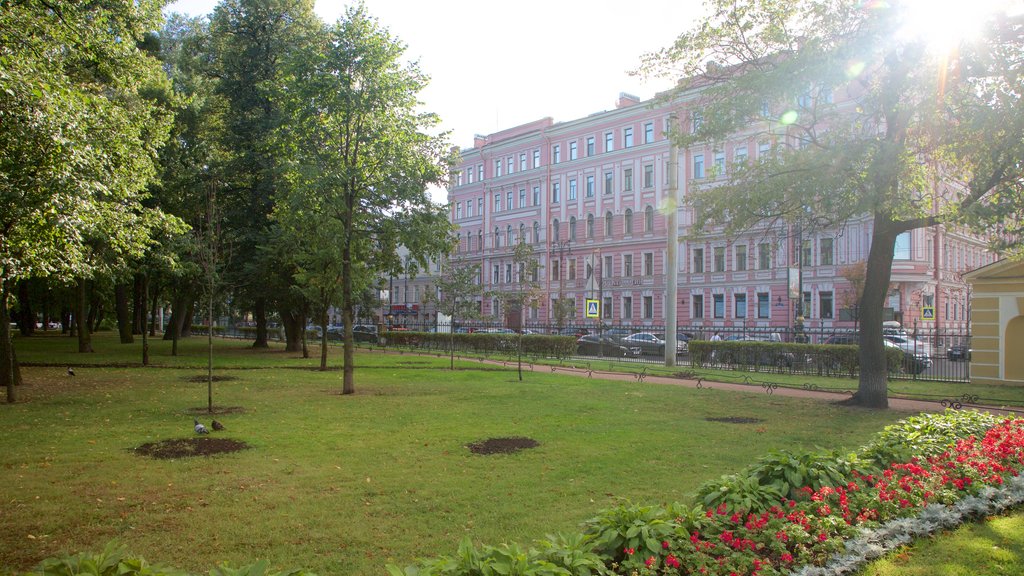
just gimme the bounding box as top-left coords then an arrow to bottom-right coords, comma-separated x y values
857,512 -> 1024,575
0,333 -> 993,574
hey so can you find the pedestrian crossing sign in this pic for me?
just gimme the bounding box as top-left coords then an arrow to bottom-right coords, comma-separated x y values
922,306 -> 935,321
585,299 -> 600,318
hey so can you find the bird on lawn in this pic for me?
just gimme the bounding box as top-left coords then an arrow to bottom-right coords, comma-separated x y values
193,419 -> 210,434
211,420 -> 225,431
67,367 -> 75,377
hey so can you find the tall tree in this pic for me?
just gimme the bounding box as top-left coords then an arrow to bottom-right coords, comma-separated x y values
0,0 -> 178,400
208,0 -> 319,350
645,0 -> 1024,408
276,4 -> 455,395
426,258 -> 482,369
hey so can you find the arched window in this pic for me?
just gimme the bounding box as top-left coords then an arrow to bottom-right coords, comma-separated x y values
506,225 -> 513,246
478,230 -> 483,252
569,216 -> 577,241
494,227 -> 501,248
533,221 -> 540,245
645,205 -> 654,232
552,218 -> 560,241
457,232 -> 462,252
519,223 -> 526,244
605,211 -> 613,237
586,213 -> 594,239
624,209 -> 634,235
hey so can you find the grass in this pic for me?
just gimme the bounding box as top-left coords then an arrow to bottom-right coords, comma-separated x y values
0,333 -> 996,574
856,512 -> 1024,575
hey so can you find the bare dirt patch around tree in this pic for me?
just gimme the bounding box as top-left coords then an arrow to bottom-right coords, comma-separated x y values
184,406 -> 246,416
184,375 -> 240,383
135,437 -> 250,459
466,437 -> 540,455
705,416 -> 764,424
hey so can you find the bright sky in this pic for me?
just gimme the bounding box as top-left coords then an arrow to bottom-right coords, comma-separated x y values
165,0 -> 706,200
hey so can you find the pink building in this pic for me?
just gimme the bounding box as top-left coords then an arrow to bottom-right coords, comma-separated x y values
445,91 -> 994,336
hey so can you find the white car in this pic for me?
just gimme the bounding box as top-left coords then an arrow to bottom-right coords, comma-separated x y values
883,334 -> 931,358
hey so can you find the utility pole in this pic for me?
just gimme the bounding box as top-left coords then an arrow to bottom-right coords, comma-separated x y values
665,127 -> 679,367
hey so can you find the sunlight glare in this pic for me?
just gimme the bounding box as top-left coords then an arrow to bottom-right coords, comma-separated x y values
896,0 -> 1014,53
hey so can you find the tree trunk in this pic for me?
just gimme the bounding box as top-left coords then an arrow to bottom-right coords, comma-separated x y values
115,282 -> 134,344
62,306 -> 72,336
179,299 -> 194,337
301,302 -> 310,359
252,297 -> 269,348
319,318 -> 329,370
341,242 -> 355,395
75,278 -> 93,353
149,282 -> 160,337
280,306 -> 304,353
1,281 -> 16,403
140,273 -> 150,366
133,273 -> 146,334
16,280 -> 34,336
854,215 -> 898,409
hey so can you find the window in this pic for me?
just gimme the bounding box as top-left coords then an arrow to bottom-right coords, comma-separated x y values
506,225 -> 512,246
624,254 -> 633,277
760,100 -> 771,118
644,122 -> 654,144
568,178 -> 577,201
894,232 -> 911,260
478,230 -> 482,252
466,233 -> 471,252
604,171 -> 614,195
603,296 -> 612,319
569,216 -> 577,240
623,168 -> 633,192
645,205 -> 654,232
713,294 -> 724,318
801,239 -> 812,266
585,175 -> 595,197
533,149 -> 540,168
758,141 -> 770,161
477,197 -> 483,215
734,146 -> 748,165
551,219 -> 560,240
605,131 -> 613,152
493,193 -> 501,212
466,168 -> 473,184
457,172 -> 463,186
643,164 -> 654,188
533,221 -> 539,244
623,296 -> 633,319
505,264 -> 512,283
506,191 -> 513,210
603,255 -> 612,278
643,296 -> 653,319
568,258 -> 577,280
644,252 -> 653,276
758,242 -> 771,269
553,144 -> 561,164
821,237 -> 834,265
551,259 -> 560,281
492,265 -> 500,284
605,211 -> 613,237
713,150 -> 726,176
691,111 -> 703,133
624,127 -> 634,147
519,188 -> 526,208
466,199 -> 473,217
693,154 -> 705,179
519,223 -> 526,243
456,202 -> 463,219
507,157 -> 513,174
494,227 -> 501,248
820,291 -> 834,319
586,213 -> 594,238
551,181 -> 560,203
569,141 -> 578,161
693,247 -> 704,273
713,246 -> 725,272
735,244 -> 747,271
624,209 -> 634,234
519,153 -> 527,171
734,293 -> 747,318
586,136 -> 595,156
757,292 -> 770,318
532,186 -> 540,206
494,159 -> 502,177
692,294 -> 704,319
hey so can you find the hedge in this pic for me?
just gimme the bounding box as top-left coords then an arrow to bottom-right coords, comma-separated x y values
687,340 -> 908,377
382,331 -> 577,360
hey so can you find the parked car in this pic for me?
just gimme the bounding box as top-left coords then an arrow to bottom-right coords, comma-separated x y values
556,327 -> 590,337
576,335 -> 639,357
947,344 -> 972,362
603,328 -> 633,342
352,324 -> 378,343
621,332 -> 685,356
477,327 -> 516,334
824,332 -> 931,375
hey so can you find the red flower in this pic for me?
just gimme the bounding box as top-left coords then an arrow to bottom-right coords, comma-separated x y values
645,556 -> 656,568
665,554 -> 681,568
662,540 -> 671,549
781,553 -> 794,563
623,547 -> 634,555
818,533 -> 829,542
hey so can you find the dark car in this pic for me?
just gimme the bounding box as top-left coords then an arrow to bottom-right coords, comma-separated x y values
947,344 -> 972,362
352,324 -> 378,343
557,327 -> 590,337
823,333 -> 930,375
576,335 -> 638,357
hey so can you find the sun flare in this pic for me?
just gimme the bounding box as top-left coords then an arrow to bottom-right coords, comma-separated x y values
895,0 -> 1018,53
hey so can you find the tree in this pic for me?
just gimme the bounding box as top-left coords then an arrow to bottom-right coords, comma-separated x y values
0,0 -> 178,401
276,4 -> 455,395
427,258 -> 482,369
838,261 -> 867,331
498,241 -> 543,381
645,0 -> 1024,408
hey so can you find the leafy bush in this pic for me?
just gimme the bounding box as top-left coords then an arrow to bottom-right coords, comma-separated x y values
688,341 -> 905,376
862,409 -> 1002,466
382,331 -> 576,360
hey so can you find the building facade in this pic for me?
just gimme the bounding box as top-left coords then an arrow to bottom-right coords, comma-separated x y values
440,91 -> 995,336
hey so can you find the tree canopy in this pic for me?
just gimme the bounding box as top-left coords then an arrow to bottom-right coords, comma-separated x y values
645,0 -> 1024,407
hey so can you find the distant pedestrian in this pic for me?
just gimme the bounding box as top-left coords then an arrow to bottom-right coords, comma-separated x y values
711,331 -> 722,342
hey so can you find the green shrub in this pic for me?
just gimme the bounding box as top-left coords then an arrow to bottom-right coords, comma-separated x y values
382,331 -> 576,360
688,340 -> 907,376
862,409 -> 1002,466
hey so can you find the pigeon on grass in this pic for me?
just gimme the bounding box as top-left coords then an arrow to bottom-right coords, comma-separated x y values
194,419 -> 210,434
67,367 -> 75,377
211,420 -> 225,431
